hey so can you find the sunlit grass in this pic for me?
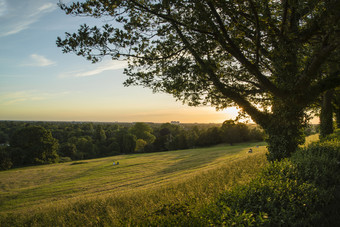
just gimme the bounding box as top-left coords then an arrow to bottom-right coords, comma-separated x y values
0,142 -> 265,223
0,142 -> 265,211
0,135 -> 318,226
304,134 -> 319,146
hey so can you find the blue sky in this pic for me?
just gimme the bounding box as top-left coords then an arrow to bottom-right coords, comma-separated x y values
0,0 -> 240,123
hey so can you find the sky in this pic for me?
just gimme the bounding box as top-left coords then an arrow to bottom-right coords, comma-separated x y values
0,0 -> 243,123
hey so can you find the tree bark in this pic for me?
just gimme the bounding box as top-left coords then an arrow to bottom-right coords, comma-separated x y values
335,109 -> 340,129
264,99 -> 305,161
320,90 -> 334,138
334,91 -> 340,129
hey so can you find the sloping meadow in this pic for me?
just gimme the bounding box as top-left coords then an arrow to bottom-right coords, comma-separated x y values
1,142 -> 267,226
2,134 -> 336,226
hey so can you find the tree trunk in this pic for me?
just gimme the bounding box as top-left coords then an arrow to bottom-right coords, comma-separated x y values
263,99 -> 305,161
334,91 -> 340,129
320,90 -> 334,138
336,108 -> 340,129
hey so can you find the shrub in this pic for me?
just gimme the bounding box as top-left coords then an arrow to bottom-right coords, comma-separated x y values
291,139 -> 340,188
211,159 -> 325,226
204,204 -> 269,226
320,129 -> 340,142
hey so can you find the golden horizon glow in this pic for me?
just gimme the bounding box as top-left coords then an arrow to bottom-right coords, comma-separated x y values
0,105 -> 240,123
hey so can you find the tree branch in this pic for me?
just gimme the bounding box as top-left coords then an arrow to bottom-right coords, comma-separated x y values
297,10 -> 330,44
129,0 -> 215,37
169,18 -> 270,126
297,42 -> 337,89
262,0 -> 281,37
205,1 -> 282,98
297,0 -> 340,44
304,70 -> 340,105
247,0 -> 261,64
280,0 -> 288,35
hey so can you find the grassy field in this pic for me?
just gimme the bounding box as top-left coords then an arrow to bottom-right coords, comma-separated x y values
1,135 -> 321,226
1,141 -> 269,225
1,135 -> 320,226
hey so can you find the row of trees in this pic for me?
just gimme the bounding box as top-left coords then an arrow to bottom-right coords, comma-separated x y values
0,121 -> 265,170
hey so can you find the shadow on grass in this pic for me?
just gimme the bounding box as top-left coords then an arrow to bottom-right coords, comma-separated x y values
158,142 -> 266,175
70,162 -> 88,165
158,144 -> 250,175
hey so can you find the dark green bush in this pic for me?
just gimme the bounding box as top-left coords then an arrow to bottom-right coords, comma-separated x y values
212,160 -> 325,226
320,129 -> 340,142
204,204 -> 269,226
292,139 -> 340,188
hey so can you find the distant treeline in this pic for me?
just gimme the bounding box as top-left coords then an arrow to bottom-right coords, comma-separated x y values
0,120 -> 267,170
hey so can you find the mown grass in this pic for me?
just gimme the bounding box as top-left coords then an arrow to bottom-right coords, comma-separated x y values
1,141 -> 269,226
1,135 -> 320,226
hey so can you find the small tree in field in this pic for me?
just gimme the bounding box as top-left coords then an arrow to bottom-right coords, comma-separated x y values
57,1 -> 340,161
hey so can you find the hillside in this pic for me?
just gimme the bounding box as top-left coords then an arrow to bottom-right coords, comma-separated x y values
1,141 -> 267,225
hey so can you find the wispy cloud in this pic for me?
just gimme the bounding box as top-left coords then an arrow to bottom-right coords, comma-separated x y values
24,54 -> 56,67
0,0 -> 7,17
59,60 -> 128,78
0,0 -> 56,37
0,90 -> 70,105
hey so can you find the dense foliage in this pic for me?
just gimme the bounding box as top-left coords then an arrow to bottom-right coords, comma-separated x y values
1,126 -> 59,169
57,0 -> 340,161
0,120 -> 264,170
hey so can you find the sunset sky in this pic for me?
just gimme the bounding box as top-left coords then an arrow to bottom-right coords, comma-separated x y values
0,1 -> 321,125
0,0 -> 244,123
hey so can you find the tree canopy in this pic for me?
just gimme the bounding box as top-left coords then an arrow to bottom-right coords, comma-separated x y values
129,122 -> 156,144
10,126 -> 59,165
57,0 -> 340,160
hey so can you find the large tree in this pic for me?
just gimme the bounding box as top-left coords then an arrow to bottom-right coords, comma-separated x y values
57,0 -> 340,161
